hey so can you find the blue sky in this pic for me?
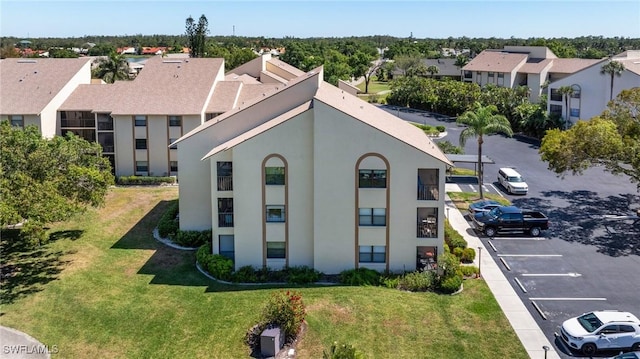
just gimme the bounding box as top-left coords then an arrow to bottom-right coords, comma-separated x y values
1,0 -> 639,39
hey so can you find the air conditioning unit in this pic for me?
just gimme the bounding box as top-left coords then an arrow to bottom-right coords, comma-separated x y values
260,327 -> 284,357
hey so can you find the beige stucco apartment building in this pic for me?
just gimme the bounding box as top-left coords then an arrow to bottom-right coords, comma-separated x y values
0,58 -> 92,138
546,50 -> 640,125
175,68 -> 452,274
462,46 -> 601,103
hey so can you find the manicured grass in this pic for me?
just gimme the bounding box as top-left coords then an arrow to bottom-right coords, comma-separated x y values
450,167 -> 477,176
447,191 -> 512,212
356,78 -> 391,94
0,186 -> 527,358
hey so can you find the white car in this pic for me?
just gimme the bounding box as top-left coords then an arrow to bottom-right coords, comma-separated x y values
497,167 -> 528,195
560,311 -> 640,356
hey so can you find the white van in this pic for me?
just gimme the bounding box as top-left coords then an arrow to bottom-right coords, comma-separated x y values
497,167 -> 528,195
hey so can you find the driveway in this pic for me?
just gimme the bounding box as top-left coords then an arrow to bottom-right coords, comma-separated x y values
382,105 -> 640,358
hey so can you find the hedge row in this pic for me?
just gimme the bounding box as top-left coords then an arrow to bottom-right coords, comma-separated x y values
116,175 -> 176,185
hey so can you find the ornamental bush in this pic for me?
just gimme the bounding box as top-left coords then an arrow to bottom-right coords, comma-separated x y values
461,247 -> 476,263
260,290 -> 306,341
173,230 -> 210,247
398,270 -> 436,292
339,268 -> 381,286
196,244 -> 233,281
116,175 -> 176,185
157,201 -> 179,238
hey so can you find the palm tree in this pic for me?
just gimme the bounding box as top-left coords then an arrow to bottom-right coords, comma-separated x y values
557,85 -> 574,129
426,65 -> 439,78
600,60 -> 625,101
457,102 -> 513,199
93,52 -> 130,84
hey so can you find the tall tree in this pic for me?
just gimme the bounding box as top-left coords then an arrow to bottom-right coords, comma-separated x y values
426,65 -> 439,78
540,88 -> 640,191
93,51 -> 130,83
0,122 -> 114,245
457,103 -> 513,198
600,59 -> 626,101
185,14 -> 209,58
558,85 -> 575,129
349,50 -> 378,93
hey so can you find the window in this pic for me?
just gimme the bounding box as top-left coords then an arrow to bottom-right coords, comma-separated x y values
266,205 -> 285,222
134,115 -> 146,126
169,161 -> 178,172
359,208 -> 386,226
9,115 -> 23,127
168,115 -> 181,127
217,162 -> 232,191
135,138 -> 147,149
218,198 -> 233,227
570,108 -> 580,117
135,161 -> 148,172
359,246 -> 386,263
359,170 -> 387,188
550,104 -> 563,116
463,70 -> 472,79
265,167 -> 285,185
267,242 -> 286,259
219,235 -> 235,261
497,72 -> 504,86
169,138 -> 178,149
98,132 -> 114,153
550,89 -> 562,102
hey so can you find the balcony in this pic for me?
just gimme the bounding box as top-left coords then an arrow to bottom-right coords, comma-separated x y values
417,208 -> 438,238
417,169 -> 439,200
218,213 -> 234,227
217,176 -> 233,191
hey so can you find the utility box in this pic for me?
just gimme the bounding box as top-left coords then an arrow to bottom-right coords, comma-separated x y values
260,327 -> 284,357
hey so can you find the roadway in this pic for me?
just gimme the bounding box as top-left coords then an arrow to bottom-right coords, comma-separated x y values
381,105 -> 640,358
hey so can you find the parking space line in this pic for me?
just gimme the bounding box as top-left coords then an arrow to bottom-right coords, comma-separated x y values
529,297 -> 607,301
499,257 -> 511,271
521,273 -> 582,277
487,241 -> 498,252
487,183 -> 504,197
514,277 -> 527,293
497,254 -> 563,257
531,300 -> 547,320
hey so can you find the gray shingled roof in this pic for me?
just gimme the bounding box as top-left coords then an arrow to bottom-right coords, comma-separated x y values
0,58 -> 91,114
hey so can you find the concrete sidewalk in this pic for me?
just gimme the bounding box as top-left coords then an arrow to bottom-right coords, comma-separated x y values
0,326 -> 51,359
445,183 -> 560,359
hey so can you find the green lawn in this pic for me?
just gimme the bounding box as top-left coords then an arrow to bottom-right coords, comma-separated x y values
0,187 -> 527,359
356,78 -> 391,94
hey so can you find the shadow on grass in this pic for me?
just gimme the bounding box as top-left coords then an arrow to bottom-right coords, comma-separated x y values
109,200 -> 308,292
0,229 -> 74,305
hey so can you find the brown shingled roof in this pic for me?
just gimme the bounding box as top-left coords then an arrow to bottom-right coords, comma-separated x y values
463,51 -> 528,73
518,58 -> 553,74
265,57 -> 305,79
549,58 -> 602,74
110,56 -> 224,115
0,58 -> 91,114
59,83 -> 125,112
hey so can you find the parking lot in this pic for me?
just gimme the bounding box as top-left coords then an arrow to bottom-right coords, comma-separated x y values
383,105 -> 640,358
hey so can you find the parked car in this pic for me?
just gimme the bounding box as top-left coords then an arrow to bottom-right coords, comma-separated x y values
472,205 -> 549,237
559,310 -> 640,356
467,199 -> 502,215
497,167 -> 528,195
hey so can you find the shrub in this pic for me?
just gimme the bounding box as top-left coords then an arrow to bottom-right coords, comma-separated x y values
444,219 -> 467,250
438,252 -> 461,278
439,274 -> 463,294
380,274 -> 401,289
452,246 -> 464,259
323,341 -> 364,359
339,268 -> 381,286
260,290 -> 306,342
116,175 -> 176,185
285,266 -> 322,284
196,244 -> 233,281
232,265 -> 259,283
459,265 -> 479,278
436,125 -> 446,132
461,247 -> 476,263
157,201 -> 179,238
173,230 -> 211,247
398,271 -> 436,292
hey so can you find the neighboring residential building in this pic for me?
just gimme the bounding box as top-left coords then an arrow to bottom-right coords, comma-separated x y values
58,54 -> 303,177
0,57 -> 92,138
546,50 -> 640,125
392,58 -> 463,80
174,67 -> 452,275
462,46 -> 601,103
